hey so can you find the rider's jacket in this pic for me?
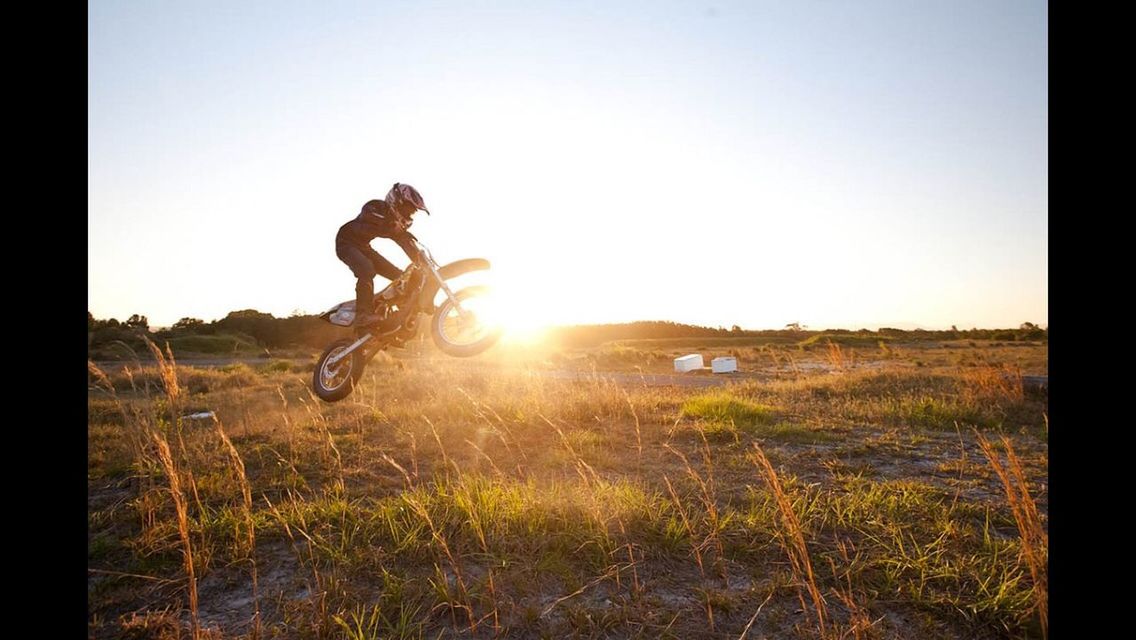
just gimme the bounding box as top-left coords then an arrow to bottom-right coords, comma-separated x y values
335,199 -> 419,258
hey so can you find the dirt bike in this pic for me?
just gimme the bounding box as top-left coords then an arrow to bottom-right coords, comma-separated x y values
312,238 -> 502,402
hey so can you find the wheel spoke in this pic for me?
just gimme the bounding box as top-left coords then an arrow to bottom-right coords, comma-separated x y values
443,312 -> 485,345
431,286 -> 501,357
320,348 -> 352,390
440,294 -> 493,346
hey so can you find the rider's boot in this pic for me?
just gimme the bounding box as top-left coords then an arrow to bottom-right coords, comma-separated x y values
354,279 -> 382,326
355,312 -> 382,326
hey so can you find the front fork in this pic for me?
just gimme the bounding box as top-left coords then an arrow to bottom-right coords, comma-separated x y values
423,255 -> 472,321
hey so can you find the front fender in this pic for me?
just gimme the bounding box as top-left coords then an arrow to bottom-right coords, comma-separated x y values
420,258 -> 491,313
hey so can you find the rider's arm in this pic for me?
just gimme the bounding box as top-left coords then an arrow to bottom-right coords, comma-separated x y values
391,230 -> 423,265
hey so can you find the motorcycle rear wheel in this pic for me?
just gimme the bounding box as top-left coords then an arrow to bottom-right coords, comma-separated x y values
312,338 -> 365,402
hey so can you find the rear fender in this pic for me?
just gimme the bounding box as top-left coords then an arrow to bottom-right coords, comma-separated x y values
420,258 -> 491,313
320,300 -> 357,326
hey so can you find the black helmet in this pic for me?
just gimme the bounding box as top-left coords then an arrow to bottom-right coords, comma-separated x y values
385,183 -> 430,215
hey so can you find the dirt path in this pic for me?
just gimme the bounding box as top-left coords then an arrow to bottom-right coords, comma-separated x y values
93,357 -> 1047,390
536,369 -> 768,387
538,369 -> 1047,390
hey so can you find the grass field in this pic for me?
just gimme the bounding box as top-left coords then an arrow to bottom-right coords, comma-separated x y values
88,336 -> 1047,639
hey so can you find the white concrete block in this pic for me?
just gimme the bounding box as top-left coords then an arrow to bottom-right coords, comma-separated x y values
711,356 -> 737,373
674,354 -> 704,372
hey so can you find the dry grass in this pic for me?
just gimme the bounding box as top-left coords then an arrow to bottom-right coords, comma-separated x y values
751,444 -> 828,636
151,432 -> 200,640
825,339 -> 853,371
213,417 -> 261,638
977,432 -> 1048,638
89,336 -> 1047,639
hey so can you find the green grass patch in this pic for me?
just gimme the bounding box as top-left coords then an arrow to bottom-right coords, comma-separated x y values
798,333 -> 898,348
255,359 -> 295,374
610,336 -> 796,350
759,421 -> 840,444
681,391 -> 775,433
885,395 -> 990,429
164,332 -> 261,356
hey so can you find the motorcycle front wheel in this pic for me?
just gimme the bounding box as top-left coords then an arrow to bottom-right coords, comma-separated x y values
431,285 -> 503,357
312,338 -> 365,402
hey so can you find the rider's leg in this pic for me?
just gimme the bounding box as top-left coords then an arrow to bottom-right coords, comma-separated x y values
365,249 -> 412,318
364,248 -> 403,282
336,243 -> 382,325
365,250 -> 416,334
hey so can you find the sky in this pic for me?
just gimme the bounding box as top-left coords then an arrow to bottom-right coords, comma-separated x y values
89,0 -> 1047,331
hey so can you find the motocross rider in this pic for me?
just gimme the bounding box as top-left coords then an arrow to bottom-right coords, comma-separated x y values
335,183 -> 430,327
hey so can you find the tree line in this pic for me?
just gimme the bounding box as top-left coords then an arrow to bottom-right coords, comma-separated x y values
87,310 -> 350,358
88,311 -> 1047,358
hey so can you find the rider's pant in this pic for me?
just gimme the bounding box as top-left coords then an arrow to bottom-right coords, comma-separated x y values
336,242 -> 403,313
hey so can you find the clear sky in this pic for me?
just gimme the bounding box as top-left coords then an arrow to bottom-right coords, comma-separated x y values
89,0 -> 1047,331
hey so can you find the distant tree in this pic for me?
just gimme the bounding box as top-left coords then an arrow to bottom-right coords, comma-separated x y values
731,324 -> 742,333
173,317 -> 204,330
785,322 -> 805,332
88,312 -> 120,331
224,309 -> 275,320
125,314 -> 149,330
1018,321 -> 1045,341
217,309 -> 280,346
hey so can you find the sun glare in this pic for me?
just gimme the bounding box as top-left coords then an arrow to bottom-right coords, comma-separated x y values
484,288 -> 555,345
